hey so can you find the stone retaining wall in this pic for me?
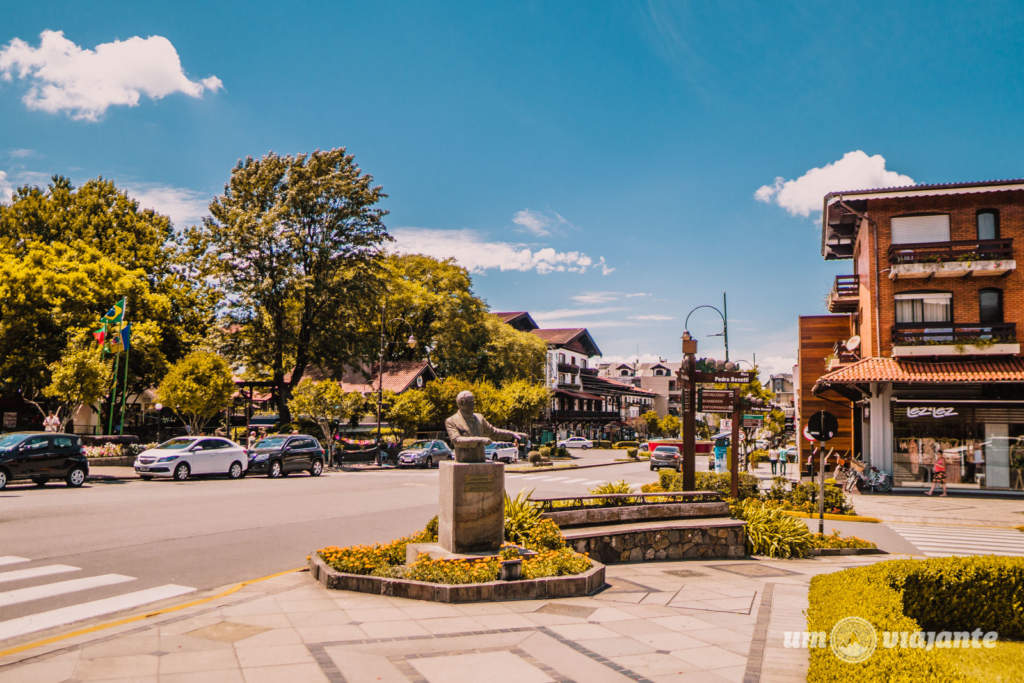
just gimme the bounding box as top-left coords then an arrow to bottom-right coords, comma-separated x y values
308,554 -> 605,603
564,520 -> 746,564
542,501 -> 729,527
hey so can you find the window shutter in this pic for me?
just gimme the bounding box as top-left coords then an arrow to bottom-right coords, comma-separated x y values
891,215 -> 950,244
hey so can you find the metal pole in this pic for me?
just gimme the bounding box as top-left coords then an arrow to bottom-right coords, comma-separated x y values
107,352 -> 119,435
118,299 -> 130,435
376,303 -> 384,464
731,387 -> 741,498
722,291 -> 729,362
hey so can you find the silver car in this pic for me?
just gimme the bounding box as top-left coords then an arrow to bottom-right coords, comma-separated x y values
649,445 -> 682,472
397,440 -> 454,468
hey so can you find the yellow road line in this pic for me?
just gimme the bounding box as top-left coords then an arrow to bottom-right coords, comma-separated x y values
0,567 -> 304,659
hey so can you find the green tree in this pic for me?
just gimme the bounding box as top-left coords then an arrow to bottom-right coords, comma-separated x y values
476,316 -> 546,384
641,410 -> 662,436
0,176 -> 215,399
193,148 -> 389,423
288,378 -> 347,459
385,389 -> 432,438
39,347 -> 113,431
659,414 -> 681,438
500,380 -> 549,431
157,351 -> 235,435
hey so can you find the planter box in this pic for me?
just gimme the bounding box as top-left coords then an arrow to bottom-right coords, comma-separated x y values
889,259 -> 1016,280
542,501 -> 730,528
892,343 -> 1020,358
563,518 -> 746,564
308,554 -> 605,603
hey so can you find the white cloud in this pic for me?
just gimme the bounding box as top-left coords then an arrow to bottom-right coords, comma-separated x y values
512,209 -> 551,236
755,150 -> 915,217
0,170 -> 13,202
391,227 -> 610,275
8,148 -> 33,158
629,314 -> 673,321
0,30 -> 222,121
601,353 -> 669,365
125,183 -> 210,227
572,291 -> 649,304
534,307 -> 625,322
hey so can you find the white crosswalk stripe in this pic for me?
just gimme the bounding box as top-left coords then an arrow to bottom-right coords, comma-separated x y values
0,558 -> 196,643
888,523 -> 1024,557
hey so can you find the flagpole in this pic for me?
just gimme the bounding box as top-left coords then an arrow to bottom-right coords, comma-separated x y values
108,350 -> 119,435
118,300 -> 130,435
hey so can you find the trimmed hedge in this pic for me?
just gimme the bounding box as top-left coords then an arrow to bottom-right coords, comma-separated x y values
807,557 -> 1024,681
649,469 -> 760,500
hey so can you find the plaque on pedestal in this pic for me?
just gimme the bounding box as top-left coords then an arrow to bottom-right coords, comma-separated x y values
438,460 -> 504,553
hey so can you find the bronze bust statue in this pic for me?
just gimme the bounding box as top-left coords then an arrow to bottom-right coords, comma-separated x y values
444,390 -> 525,463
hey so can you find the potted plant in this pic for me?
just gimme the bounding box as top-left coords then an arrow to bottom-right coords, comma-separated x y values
498,544 -> 523,580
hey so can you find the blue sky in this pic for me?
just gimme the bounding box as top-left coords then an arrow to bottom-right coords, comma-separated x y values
3,1 -> 1024,376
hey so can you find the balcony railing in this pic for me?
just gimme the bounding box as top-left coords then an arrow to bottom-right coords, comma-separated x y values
557,362 -> 580,373
550,410 -> 621,421
888,239 -> 1013,265
826,274 -> 859,313
892,322 -> 1016,346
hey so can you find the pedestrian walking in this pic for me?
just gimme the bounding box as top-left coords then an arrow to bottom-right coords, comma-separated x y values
926,453 -> 948,496
779,448 -> 788,475
43,412 -> 60,432
769,448 -> 779,475
247,431 -> 257,450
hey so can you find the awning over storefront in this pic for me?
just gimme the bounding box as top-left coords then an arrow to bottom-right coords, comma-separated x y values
553,388 -> 603,401
816,356 -> 1024,390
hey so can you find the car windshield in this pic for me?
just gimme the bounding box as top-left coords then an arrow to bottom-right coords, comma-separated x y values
254,437 -> 288,449
0,433 -> 24,450
407,441 -> 432,450
158,437 -> 197,450
654,446 -> 679,453
484,443 -> 497,451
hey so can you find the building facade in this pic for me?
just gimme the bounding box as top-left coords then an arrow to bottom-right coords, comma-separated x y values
597,360 -> 682,417
800,179 -> 1024,492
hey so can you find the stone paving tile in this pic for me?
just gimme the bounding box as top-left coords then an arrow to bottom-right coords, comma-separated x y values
158,648 -> 240,674
611,651 -> 691,677
410,650 -> 552,683
284,608 -> 354,628
242,661 -> 329,683
417,615 -> 490,635
521,611 -> 588,626
358,618 -> 430,639
230,612 -> 296,629
0,652 -> 78,682
295,623 -> 367,643
632,631 -> 708,651
585,605 -> 636,622
325,646 -> 407,682
670,644 -> 748,670
451,601 -> 516,616
594,590 -> 648,604
272,598 -> 339,613
344,606 -> 410,622
545,622 -> 621,641
232,627 -> 303,648
464,612 -> 535,629
603,617 -> 673,636
220,597 -> 284,617
234,643 -> 316,668
74,653 -> 158,680
159,633 -> 236,653
574,635 -> 658,657
649,614 -> 717,632
78,634 -> 159,659
517,631 -> 633,682
163,670 -> 245,683
397,601 -> 465,619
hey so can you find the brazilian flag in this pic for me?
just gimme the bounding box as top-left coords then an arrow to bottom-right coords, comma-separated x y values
101,297 -> 125,324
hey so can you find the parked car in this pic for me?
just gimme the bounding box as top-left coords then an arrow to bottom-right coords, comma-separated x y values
397,440 -> 454,468
650,444 -> 683,472
247,434 -> 325,478
485,441 -> 518,463
134,437 -> 248,481
0,432 -> 88,490
557,436 -> 593,449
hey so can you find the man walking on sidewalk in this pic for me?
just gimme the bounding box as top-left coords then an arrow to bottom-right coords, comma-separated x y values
769,448 -> 779,475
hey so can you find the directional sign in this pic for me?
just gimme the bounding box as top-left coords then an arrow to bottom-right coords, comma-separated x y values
743,413 -> 763,428
694,371 -> 753,384
698,389 -> 734,413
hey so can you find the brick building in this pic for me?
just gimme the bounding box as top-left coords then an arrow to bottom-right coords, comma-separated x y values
799,178 -> 1024,491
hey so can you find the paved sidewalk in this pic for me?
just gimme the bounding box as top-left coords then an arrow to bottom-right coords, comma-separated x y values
0,554 -> 908,682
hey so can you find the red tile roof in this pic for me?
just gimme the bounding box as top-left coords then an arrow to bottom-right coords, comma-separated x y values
816,356 -> 1024,385
494,311 -> 529,323
340,361 -> 435,394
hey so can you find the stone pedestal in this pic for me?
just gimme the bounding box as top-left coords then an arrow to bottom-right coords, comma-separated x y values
439,461 -> 504,553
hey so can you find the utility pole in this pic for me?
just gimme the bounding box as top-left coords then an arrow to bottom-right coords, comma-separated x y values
730,387 -> 741,499
722,291 -> 729,362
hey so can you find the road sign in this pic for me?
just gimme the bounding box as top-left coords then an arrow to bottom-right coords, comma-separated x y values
742,413 -> 764,428
721,418 -> 732,432
697,388 -> 734,413
807,411 -> 838,442
694,371 -> 752,384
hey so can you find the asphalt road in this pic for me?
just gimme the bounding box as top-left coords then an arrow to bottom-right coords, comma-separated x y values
0,458 -> 653,632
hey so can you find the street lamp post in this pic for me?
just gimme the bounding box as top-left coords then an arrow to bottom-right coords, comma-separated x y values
154,403 -> 162,444
683,292 -> 730,361
375,304 -> 417,465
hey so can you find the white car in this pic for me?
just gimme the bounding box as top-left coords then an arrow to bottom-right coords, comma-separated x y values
557,436 -> 593,449
485,441 -> 518,463
134,437 -> 249,481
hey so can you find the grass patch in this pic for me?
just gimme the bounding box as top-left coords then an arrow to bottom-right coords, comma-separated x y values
782,510 -> 881,523
940,639 -> 1024,682
506,462 -> 578,472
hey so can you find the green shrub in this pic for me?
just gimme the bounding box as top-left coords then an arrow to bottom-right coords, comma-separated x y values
538,446 -> 552,459
504,491 -> 542,545
521,547 -> 591,579
748,448 -> 769,466
590,480 -> 634,506
592,439 -> 612,449
406,555 -> 500,584
523,517 -> 565,551
765,476 -> 791,502
732,499 -> 812,559
786,482 -> 854,515
810,531 -> 875,550
527,449 -> 542,465
805,557 -> 1024,681
612,440 -> 638,449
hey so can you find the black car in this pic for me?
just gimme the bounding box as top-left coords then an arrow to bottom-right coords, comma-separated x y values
0,432 -> 89,490
247,434 -> 325,478
397,440 -> 454,468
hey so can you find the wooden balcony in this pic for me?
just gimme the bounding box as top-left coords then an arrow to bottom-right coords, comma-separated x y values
888,239 -> 1015,280
891,322 -> 1020,357
557,362 -> 580,373
550,410 -> 621,421
826,275 -> 859,312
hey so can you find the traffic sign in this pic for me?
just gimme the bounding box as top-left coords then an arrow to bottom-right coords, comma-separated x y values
698,389 -> 734,413
742,413 -> 764,428
807,411 -> 838,442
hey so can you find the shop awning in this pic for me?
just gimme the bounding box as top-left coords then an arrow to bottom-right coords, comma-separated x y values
554,388 -> 603,400
815,356 -> 1024,392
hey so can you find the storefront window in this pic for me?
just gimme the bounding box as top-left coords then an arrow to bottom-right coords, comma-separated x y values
892,404 -> 1024,490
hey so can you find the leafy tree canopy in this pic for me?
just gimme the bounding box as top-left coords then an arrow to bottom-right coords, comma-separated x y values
41,346 -> 112,431
157,351 -> 235,435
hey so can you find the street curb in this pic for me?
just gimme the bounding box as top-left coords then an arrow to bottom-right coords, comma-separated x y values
506,460 -> 637,475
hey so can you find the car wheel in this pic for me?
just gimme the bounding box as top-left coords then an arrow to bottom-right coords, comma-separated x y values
140,475 -> 153,481
173,463 -> 190,481
650,464 -> 655,471
425,456 -> 433,469
0,468 -> 6,490
66,466 -> 86,488
676,463 -> 683,473
33,477 -> 48,487
228,461 -> 243,479
310,459 -> 323,477
268,460 -> 282,478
